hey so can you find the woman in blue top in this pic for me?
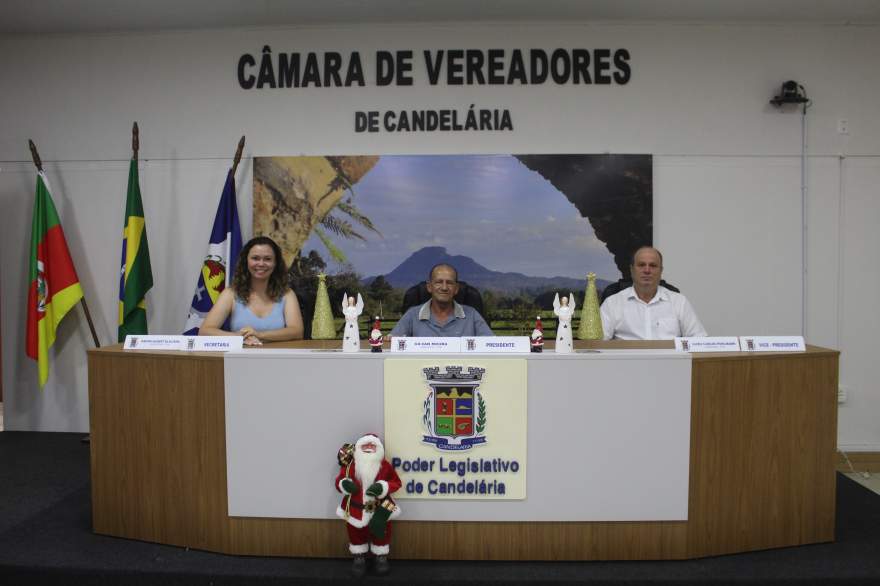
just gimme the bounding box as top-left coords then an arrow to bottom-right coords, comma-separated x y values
200,236 -> 304,346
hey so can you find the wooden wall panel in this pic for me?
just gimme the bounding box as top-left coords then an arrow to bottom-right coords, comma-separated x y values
837,451 -> 880,473
392,521 -> 688,561
226,518 -> 347,557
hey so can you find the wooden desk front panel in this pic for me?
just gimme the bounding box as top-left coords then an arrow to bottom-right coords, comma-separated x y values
686,351 -> 838,557
89,352 -> 226,550
88,345 -> 837,560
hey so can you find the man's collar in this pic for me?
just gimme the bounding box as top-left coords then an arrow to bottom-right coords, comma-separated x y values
625,285 -> 670,304
418,300 -> 465,320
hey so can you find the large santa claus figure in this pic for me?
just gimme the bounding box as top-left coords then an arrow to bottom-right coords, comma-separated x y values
335,433 -> 402,577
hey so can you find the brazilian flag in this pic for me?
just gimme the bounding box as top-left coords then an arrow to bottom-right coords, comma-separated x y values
118,159 -> 153,342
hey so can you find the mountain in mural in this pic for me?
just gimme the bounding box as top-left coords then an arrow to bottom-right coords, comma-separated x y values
366,246 -> 610,294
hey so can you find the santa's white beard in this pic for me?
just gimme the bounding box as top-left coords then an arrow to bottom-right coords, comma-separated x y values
355,449 -> 383,487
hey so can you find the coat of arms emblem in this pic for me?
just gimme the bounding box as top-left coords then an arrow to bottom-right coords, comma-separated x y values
421,366 -> 487,451
36,260 -> 47,314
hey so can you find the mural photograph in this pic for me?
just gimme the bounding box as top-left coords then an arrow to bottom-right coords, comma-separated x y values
253,154 -> 652,337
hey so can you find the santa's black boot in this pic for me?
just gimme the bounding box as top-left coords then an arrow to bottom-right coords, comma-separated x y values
374,555 -> 390,575
351,554 -> 367,577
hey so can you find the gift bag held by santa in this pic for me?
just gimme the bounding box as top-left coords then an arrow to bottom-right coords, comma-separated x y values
335,433 -> 402,577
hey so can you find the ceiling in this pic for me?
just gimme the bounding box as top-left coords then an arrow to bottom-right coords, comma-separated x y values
3,0 -> 879,35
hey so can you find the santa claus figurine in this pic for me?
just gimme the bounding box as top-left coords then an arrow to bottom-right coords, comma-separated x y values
369,317 -> 383,353
335,433 -> 401,577
530,315 -> 544,353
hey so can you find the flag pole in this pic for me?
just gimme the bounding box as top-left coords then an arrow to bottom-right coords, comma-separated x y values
228,135 -> 245,285
132,121 -> 139,161
28,140 -> 101,349
231,135 -> 245,176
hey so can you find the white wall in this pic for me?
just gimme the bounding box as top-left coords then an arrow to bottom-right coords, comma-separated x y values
0,22 -> 877,449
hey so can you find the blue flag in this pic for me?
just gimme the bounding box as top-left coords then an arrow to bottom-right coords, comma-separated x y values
183,170 -> 242,335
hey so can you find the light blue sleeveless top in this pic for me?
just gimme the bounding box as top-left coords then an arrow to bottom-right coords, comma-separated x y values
229,296 -> 286,331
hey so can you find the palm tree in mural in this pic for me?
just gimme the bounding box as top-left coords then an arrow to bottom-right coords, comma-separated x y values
312,163 -> 382,264
253,155 -> 381,264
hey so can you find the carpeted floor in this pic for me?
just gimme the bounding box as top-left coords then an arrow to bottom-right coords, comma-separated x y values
1,431 -> 879,585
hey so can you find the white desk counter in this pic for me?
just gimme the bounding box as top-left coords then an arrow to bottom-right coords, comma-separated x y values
88,342 -> 838,560
224,349 -> 692,521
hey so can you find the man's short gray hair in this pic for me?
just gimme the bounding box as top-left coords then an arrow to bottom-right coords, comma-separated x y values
630,246 -> 663,266
428,263 -> 459,283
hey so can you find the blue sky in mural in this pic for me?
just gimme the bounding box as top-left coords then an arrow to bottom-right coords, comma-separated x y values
302,154 -> 619,280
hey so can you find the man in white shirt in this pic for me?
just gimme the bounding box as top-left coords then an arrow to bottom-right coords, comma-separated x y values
600,246 -> 707,340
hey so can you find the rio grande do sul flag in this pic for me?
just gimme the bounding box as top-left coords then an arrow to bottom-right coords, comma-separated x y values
118,159 -> 153,342
26,172 -> 84,387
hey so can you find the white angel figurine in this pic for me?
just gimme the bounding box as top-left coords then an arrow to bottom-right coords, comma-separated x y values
553,292 -> 576,354
341,292 -> 364,353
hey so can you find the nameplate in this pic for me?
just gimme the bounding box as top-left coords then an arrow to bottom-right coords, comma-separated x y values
390,337 -> 461,353
460,336 -> 530,353
674,336 -> 741,352
184,336 -> 244,352
739,336 -> 806,352
123,335 -> 185,351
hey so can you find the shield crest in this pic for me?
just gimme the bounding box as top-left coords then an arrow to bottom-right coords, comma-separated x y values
201,256 -> 227,304
434,386 -> 474,438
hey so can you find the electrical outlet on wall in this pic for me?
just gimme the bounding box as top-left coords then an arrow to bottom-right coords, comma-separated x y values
837,119 -> 849,135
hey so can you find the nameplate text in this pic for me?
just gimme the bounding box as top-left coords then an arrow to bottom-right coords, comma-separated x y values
739,336 -> 806,352
674,336 -> 741,352
460,336 -> 530,353
185,336 -> 244,352
391,337 -> 462,353
123,335 -> 185,351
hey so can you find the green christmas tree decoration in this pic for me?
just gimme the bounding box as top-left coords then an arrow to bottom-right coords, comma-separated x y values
577,272 -> 604,340
311,273 -> 337,339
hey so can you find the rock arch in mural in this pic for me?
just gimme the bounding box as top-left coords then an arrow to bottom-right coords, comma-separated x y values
513,154 -> 651,278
